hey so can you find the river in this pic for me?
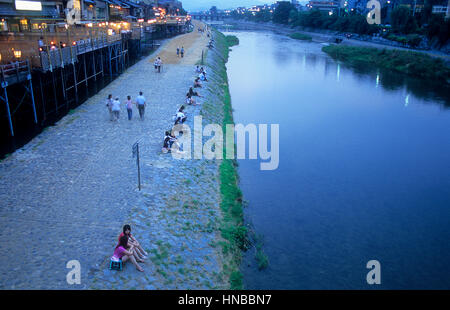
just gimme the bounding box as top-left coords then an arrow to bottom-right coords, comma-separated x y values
223,30 -> 450,289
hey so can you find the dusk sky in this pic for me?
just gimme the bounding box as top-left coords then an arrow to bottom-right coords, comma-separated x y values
182,0 -> 274,12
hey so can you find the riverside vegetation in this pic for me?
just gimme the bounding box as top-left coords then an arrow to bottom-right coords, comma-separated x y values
288,33 -> 312,41
216,33 -> 270,284
322,44 -> 450,82
206,31 -> 248,289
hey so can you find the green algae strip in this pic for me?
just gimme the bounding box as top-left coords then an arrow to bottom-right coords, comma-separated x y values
322,44 -> 450,82
211,29 -> 247,289
288,32 -> 312,41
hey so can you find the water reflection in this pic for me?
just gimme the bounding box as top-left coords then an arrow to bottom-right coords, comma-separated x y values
336,63 -> 341,82
341,62 -> 449,107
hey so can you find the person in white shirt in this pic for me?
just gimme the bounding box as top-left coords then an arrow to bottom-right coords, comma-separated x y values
154,57 -> 162,73
111,97 -> 121,121
135,91 -> 146,120
174,106 -> 186,125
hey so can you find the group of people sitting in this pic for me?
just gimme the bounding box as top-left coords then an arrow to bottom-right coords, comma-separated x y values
195,66 -> 208,82
161,66 -> 208,154
110,225 -> 148,272
207,38 -> 215,49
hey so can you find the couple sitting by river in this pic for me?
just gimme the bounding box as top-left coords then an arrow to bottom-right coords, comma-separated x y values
161,105 -> 185,154
111,224 -> 148,272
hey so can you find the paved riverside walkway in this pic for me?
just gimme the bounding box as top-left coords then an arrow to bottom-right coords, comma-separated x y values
0,21 -> 228,289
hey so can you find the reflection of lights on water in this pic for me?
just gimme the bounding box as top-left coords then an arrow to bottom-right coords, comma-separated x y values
376,73 -> 380,87
405,94 -> 410,106
337,63 -> 340,81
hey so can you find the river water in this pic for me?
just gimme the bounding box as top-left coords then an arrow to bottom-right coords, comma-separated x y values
224,30 -> 450,289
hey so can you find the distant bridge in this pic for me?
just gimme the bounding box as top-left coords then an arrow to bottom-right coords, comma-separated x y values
189,13 -> 226,21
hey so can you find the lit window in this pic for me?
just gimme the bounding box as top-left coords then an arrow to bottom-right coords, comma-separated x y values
20,19 -> 28,30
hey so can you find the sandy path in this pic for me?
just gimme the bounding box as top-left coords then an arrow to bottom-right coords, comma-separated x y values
151,20 -> 210,65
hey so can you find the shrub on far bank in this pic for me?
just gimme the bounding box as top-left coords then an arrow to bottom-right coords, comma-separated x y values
288,32 -> 312,41
385,33 -> 422,48
322,44 -> 450,82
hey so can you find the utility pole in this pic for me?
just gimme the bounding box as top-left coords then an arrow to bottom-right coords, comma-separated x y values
132,142 -> 141,191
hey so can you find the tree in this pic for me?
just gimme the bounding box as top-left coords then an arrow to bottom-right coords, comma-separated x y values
427,14 -> 450,45
390,5 -> 418,34
289,9 -> 299,24
255,9 -> 272,22
273,1 -> 297,24
210,6 -> 218,15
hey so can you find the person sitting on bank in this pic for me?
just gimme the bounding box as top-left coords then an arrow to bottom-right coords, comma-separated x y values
194,77 -> 202,88
118,224 -> 147,260
199,71 -> 208,82
174,106 -> 187,125
185,94 -> 196,106
195,66 -> 201,73
112,235 -> 144,272
162,131 -> 178,153
188,87 -> 202,98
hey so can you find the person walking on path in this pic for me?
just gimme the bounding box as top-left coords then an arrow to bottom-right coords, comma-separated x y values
125,95 -> 133,121
136,91 -> 146,120
180,46 -> 184,58
156,57 -> 162,73
111,97 -> 121,121
176,47 -> 180,57
106,94 -> 114,121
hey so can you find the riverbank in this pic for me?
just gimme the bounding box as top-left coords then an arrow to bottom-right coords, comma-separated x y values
0,21 -> 242,289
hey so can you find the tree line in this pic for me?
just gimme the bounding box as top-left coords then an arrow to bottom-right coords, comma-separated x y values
229,1 -> 450,47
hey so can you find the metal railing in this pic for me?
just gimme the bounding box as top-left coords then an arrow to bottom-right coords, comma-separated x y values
38,34 -> 123,71
0,60 -> 31,86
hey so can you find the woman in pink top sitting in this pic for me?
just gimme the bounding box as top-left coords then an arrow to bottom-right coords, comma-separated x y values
118,224 -> 148,261
113,235 -> 144,272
